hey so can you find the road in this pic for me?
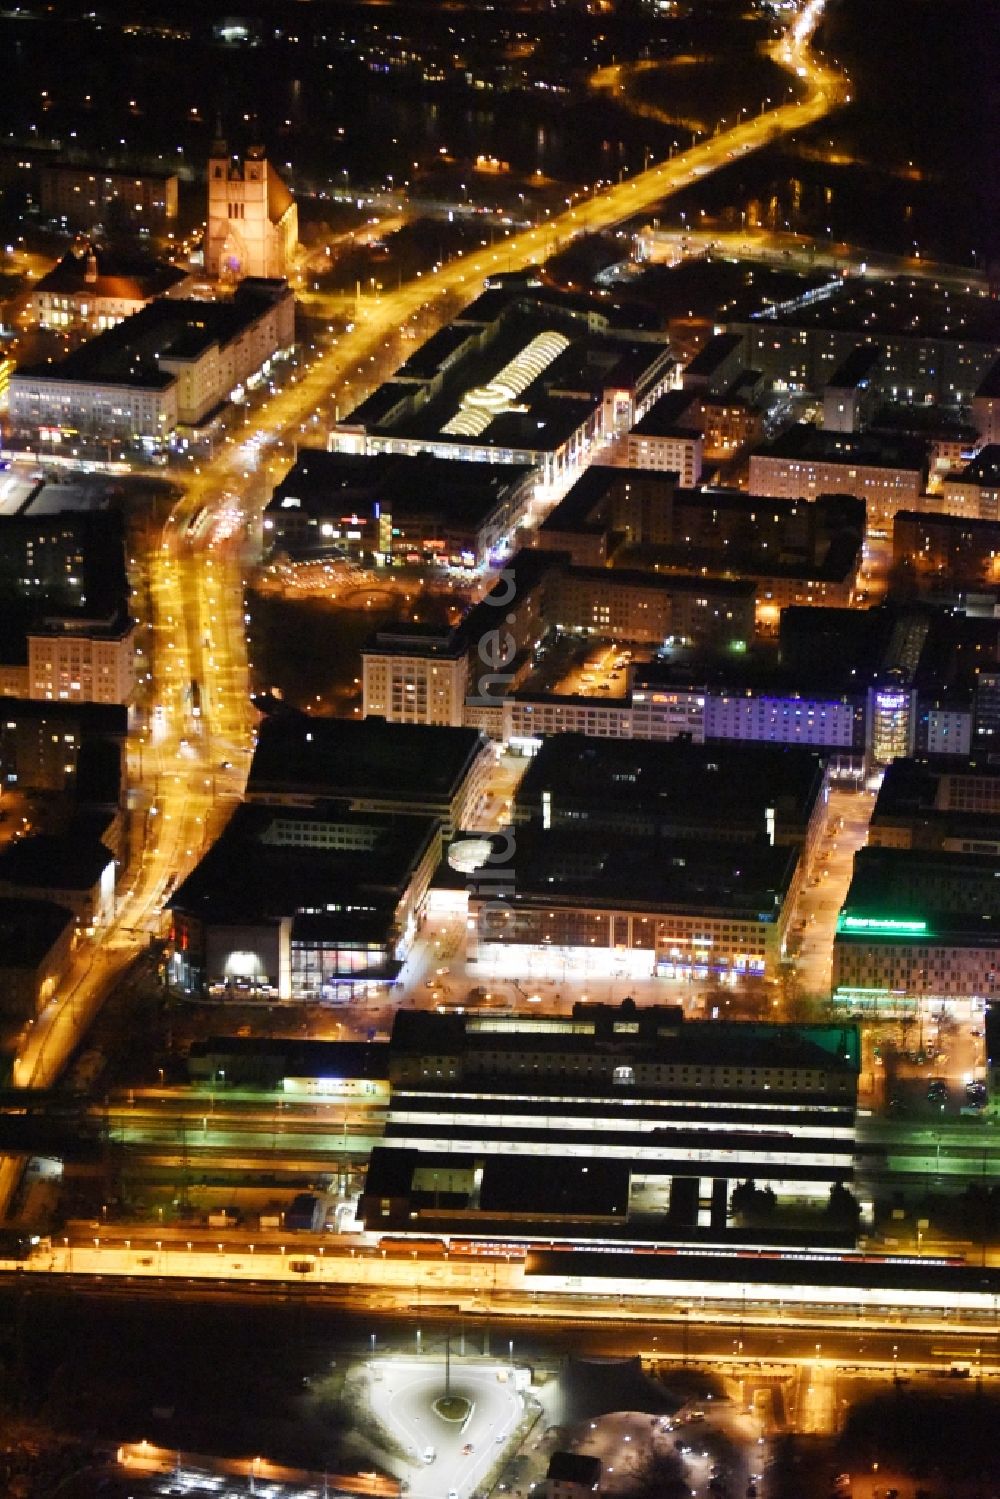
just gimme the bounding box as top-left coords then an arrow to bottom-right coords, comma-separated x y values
369,1356 -> 521,1499
0,0 -> 843,1218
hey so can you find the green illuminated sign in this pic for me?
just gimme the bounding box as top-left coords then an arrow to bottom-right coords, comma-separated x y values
837,915 -> 927,936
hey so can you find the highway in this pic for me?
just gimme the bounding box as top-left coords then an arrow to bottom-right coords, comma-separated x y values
0,0 -> 844,1220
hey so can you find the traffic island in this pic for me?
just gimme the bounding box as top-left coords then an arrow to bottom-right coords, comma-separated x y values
432,1393 -> 473,1423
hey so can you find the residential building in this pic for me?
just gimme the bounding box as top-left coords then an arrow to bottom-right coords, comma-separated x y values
971,357 -> 1000,448
0,898 -> 76,1021
626,395 -> 703,483
9,279 -> 295,445
821,344 -> 881,432
0,833 -> 115,928
39,162 -> 178,229
749,426 -> 927,532
939,446 -> 1000,522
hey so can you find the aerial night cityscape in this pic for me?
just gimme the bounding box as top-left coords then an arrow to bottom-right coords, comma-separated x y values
0,0 -> 997,1495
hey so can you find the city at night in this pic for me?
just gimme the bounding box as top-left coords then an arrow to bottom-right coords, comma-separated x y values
0,0 -> 997,1496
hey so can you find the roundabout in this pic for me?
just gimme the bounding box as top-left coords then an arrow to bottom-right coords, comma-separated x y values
366,1355 -> 525,1499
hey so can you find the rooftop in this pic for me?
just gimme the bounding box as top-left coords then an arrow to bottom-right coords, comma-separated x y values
826,342 -> 882,390
32,242 -> 187,304
684,332 -> 744,377
0,897 -> 74,970
516,732 -> 827,830
268,448 -> 533,525
0,833 -> 113,894
446,822 -> 798,916
951,444 -> 1000,488
18,280 -> 290,391
753,424 -> 928,472
246,714 -> 488,806
170,804 -> 440,929
975,357 -> 1000,401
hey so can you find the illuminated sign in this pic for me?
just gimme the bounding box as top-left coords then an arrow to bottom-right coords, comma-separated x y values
875,691 -> 908,711
837,915 -> 927,936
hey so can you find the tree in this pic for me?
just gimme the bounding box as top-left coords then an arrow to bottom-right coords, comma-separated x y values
825,1182 -> 862,1230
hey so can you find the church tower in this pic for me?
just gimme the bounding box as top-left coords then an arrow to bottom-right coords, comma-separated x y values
205,142 -> 298,283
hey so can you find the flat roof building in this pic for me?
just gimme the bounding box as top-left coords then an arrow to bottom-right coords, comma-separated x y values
263,449 -> 535,571
331,291 -> 673,491
9,278 -> 294,445
169,804 -> 442,1002
833,845 -> 1000,1012
245,713 -> 494,835
749,425 -> 927,531
361,1004 -> 860,1246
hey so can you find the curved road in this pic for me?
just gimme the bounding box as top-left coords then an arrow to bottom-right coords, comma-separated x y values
0,0 -> 845,1214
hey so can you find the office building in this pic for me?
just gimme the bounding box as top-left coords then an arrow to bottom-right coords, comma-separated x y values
28,242 -> 189,335
39,162 -> 178,230
361,1004 -> 860,1244
868,757 -> 1000,856
245,713 -> 494,835
749,426 -> 927,531
168,805 -> 441,1002
9,279 -> 294,446
263,449 -> 535,571
205,144 -> 298,282
833,845 -> 1000,1012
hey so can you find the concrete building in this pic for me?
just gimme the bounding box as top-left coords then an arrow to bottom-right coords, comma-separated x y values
39,162 -> 178,230
245,714 -> 494,835
331,290 -> 673,492
822,344 -> 882,433
263,449 -> 535,571
749,426 -> 927,532
681,333 -> 745,395
169,805 -> 442,1002
833,845 -> 1000,1013
729,314 -> 998,406
362,627 -> 470,728
26,616 -> 136,706
939,446 -> 1000,522
868,757 -> 1000,856
0,898 -> 76,1021
0,700 -> 127,795
28,242 -> 189,335
536,471 -> 863,626
361,1004 -> 860,1243
972,357 -> 1000,449
205,143 -> 298,282
0,833 -> 115,929
626,396 -> 703,483
10,279 -> 294,446
892,508 -> 1000,593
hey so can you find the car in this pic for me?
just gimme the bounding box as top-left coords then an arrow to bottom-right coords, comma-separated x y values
462,1442 -> 475,1455
422,1445 -> 436,1464
448,1491 -> 458,1499
496,1433 -> 506,1444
